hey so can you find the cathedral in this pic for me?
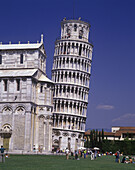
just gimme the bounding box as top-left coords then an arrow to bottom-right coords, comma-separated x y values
0,18 -> 93,153
0,35 -> 54,153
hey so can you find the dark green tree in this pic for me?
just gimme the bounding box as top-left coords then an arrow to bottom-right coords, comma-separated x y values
102,129 -> 104,140
99,131 -> 101,143
90,130 -> 93,148
86,136 -> 89,148
95,129 -> 98,146
98,131 -> 102,150
93,129 -> 96,146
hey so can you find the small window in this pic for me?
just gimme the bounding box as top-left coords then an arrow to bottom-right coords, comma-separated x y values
79,44 -> 82,55
16,79 -> 20,91
0,55 -> 2,64
75,88 -> 77,94
47,108 -> 50,111
66,58 -> 69,63
67,27 -> 70,34
40,85 -> 43,93
79,35 -> 82,39
79,30 -> 83,39
72,43 -> 74,48
67,86 -> 70,92
4,80 -> 7,91
20,54 -> 24,64
74,24 -> 77,31
71,87 -> 74,93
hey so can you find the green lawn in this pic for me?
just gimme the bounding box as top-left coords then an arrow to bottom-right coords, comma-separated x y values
0,155 -> 135,170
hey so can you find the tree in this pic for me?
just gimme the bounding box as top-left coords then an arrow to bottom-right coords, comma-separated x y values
102,129 -> 104,140
90,130 -> 93,148
95,129 -> 98,146
93,129 -> 96,146
86,136 -> 89,148
99,131 -> 101,143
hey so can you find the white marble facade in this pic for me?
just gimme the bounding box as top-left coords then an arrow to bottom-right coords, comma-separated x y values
52,19 -> 93,151
0,35 -> 54,153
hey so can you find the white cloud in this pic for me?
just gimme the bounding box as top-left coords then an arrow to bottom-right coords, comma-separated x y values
112,113 -> 135,126
96,104 -> 114,110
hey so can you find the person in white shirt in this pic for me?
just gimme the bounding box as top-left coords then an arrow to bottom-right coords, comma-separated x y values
65,148 -> 69,160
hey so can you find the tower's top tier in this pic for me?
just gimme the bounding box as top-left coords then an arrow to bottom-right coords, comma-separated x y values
61,18 -> 90,42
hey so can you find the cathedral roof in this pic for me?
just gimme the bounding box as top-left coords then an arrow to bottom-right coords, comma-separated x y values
0,43 -> 42,50
38,74 -> 53,84
0,34 -> 44,50
0,69 -> 38,77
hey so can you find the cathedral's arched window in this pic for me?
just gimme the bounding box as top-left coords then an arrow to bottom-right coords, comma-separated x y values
2,106 -> 12,114
2,124 -> 12,133
16,79 -> 20,91
4,79 -> 7,91
16,106 -> 25,115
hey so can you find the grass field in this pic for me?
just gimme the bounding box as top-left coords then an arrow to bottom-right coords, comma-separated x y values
0,154 -> 135,170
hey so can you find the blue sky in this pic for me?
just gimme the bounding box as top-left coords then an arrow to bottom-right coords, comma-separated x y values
0,0 -> 135,130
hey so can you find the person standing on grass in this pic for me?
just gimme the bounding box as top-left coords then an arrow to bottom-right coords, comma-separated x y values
94,150 -> 97,159
80,149 -> 82,157
115,151 -> 120,163
65,148 -> 69,160
75,150 -> 78,159
71,149 -> 74,159
0,146 -> 5,163
84,150 -> 86,159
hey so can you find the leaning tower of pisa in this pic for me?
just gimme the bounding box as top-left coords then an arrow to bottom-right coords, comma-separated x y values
52,18 -> 93,151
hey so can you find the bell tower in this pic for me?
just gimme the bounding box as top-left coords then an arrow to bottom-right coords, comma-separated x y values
52,18 -> 93,151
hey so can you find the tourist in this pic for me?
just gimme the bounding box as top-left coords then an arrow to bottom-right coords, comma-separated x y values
65,148 -> 69,160
80,149 -> 83,157
38,145 -> 41,153
75,150 -> 78,160
71,149 -> 74,159
129,157 -> 132,163
33,145 -> 36,152
115,151 -> 120,163
0,146 -> 5,163
94,150 -> 97,159
84,150 -> 86,159
121,156 -> 126,163
91,152 -> 94,160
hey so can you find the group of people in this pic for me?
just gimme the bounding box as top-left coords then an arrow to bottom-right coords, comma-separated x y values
65,148 -> 98,160
115,151 -> 134,164
121,156 -> 134,164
